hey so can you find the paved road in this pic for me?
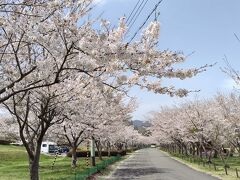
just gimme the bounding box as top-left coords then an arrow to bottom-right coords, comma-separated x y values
107,148 -> 219,180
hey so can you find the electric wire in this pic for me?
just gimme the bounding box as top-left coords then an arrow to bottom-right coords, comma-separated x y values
127,0 -> 149,35
126,0 -> 142,24
128,0 -> 164,44
126,0 -> 146,27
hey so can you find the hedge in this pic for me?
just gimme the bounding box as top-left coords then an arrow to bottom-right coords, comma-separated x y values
59,156 -> 122,180
0,140 -> 11,145
67,150 -> 126,157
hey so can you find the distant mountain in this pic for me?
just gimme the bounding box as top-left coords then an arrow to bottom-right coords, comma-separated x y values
131,120 -> 151,128
131,120 -> 151,136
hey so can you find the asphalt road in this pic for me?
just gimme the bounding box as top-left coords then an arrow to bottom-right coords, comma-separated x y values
107,148 -> 219,180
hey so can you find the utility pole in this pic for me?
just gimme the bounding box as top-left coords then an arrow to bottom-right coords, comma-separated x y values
90,136 -> 96,166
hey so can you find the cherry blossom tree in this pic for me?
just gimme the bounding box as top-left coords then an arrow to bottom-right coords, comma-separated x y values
54,84 -> 135,167
92,97 -> 137,158
215,93 -> 240,155
2,84 -> 71,180
0,1 -> 212,180
52,86 -> 108,168
0,116 -> 19,142
0,0 -> 209,104
149,95 -> 239,167
0,0 -> 95,103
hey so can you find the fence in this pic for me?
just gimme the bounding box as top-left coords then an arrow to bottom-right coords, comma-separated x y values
60,155 -> 121,180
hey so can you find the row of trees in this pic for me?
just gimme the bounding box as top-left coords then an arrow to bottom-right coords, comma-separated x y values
149,92 -> 240,166
0,1 -> 209,180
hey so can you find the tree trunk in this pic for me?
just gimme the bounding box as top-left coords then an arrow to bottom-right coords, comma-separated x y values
117,143 -> 123,151
29,158 -> 40,180
177,144 -> 181,154
28,142 -> 41,180
192,143 -> 196,156
183,144 -> 188,156
107,142 -> 111,157
202,145 -> 208,159
199,145 -> 203,159
207,150 -> 213,163
181,144 -> 184,155
99,147 -> 102,160
196,143 -> 199,156
95,141 -> 103,160
213,149 -> 218,158
71,146 -> 77,168
124,143 -> 128,151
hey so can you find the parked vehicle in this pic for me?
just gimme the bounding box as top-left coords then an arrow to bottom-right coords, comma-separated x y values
58,146 -> 69,153
41,141 -> 57,154
10,141 -> 23,146
150,144 -> 156,148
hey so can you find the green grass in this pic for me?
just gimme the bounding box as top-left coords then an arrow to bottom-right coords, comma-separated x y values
163,150 -> 240,180
0,145 -> 109,180
96,154 -> 130,180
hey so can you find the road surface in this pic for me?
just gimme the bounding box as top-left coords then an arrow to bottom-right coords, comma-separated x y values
107,148 -> 219,180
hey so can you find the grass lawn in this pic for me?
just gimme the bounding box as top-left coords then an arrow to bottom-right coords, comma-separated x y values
164,151 -> 240,180
0,145 -> 108,180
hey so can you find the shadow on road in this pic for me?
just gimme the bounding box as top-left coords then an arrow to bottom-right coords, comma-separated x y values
112,167 -> 170,178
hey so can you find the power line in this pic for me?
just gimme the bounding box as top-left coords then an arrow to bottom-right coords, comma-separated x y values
126,0 -> 142,24
127,0 -> 149,34
128,0 -> 164,44
126,0 -> 146,27
127,0 -> 148,26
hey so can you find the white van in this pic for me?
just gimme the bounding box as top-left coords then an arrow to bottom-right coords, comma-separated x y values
150,144 -> 156,148
41,141 -> 57,154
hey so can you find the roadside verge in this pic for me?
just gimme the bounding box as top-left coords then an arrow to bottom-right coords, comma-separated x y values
160,150 -> 239,180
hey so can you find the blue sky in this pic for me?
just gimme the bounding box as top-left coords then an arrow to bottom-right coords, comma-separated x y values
92,0 -> 240,121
